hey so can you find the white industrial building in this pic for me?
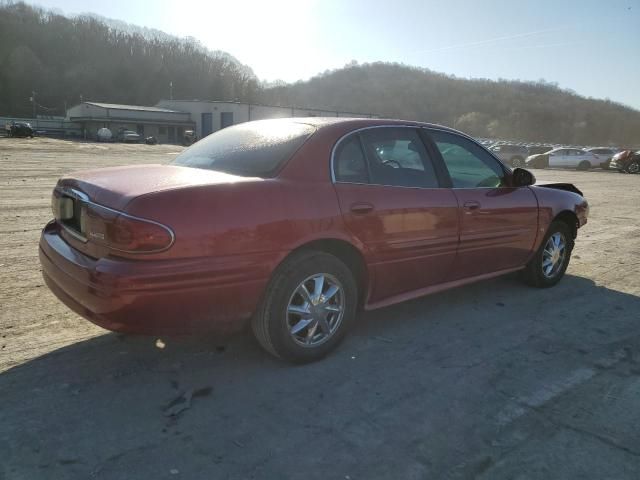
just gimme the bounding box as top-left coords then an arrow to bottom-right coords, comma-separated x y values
156,100 -> 377,138
65,100 -> 376,143
66,102 -> 195,143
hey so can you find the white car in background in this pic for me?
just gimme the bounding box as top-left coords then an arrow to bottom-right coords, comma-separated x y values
586,147 -> 618,168
525,147 -> 600,170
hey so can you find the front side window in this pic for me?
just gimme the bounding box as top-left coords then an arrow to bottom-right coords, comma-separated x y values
172,119 -> 315,177
430,130 -> 506,188
359,128 -> 439,188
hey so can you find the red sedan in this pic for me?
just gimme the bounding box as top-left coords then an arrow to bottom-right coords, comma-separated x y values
40,118 -> 589,362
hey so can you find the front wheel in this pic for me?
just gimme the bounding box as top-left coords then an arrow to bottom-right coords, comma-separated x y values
626,161 -> 639,174
252,251 -> 358,363
511,157 -> 525,168
521,221 -> 573,288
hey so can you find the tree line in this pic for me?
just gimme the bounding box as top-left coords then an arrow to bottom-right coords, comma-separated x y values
0,2 -> 258,118
1,1 -> 639,146
260,62 -> 640,146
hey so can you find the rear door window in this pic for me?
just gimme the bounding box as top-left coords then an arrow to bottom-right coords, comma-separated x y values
334,135 -> 369,184
359,128 -> 439,188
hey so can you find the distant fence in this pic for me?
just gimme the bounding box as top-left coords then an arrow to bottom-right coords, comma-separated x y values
1,116 -> 83,138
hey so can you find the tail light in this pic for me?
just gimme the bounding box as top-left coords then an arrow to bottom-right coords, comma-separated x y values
82,202 -> 174,253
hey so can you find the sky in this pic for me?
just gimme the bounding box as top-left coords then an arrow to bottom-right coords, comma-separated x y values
34,0 -> 640,109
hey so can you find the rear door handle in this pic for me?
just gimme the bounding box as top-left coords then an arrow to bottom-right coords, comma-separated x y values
350,202 -> 374,214
463,201 -> 481,210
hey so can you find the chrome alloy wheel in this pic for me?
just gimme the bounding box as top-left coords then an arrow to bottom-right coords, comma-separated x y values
628,162 -> 639,174
286,273 -> 345,347
542,232 -> 567,278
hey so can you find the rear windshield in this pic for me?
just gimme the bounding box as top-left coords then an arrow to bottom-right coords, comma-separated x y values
171,119 -> 315,177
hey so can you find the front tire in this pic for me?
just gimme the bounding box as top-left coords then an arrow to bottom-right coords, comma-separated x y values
511,157 -> 525,168
252,250 -> 358,363
522,221 -> 573,288
626,161 -> 639,174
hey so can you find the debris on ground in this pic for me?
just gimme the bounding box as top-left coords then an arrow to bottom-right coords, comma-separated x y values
163,387 -> 212,417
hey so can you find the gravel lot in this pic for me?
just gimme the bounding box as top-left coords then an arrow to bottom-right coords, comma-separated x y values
1,137 -> 639,479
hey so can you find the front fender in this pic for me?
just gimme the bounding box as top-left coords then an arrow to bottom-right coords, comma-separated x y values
529,185 -> 588,251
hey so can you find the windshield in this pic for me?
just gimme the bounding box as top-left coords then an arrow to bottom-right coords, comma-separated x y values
172,119 -> 315,177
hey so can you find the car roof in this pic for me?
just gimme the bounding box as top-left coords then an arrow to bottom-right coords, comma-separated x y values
291,117 -> 482,146
291,117 -> 461,134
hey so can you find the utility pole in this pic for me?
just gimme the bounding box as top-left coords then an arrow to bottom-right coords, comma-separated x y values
31,91 -> 36,120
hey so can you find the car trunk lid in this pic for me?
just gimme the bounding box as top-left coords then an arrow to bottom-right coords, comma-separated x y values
52,164 -> 259,257
57,164 -> 256,211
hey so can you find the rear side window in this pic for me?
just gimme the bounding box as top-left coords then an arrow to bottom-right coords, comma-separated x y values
359,128 -> 439,188
430,130 -> 506,188
334,136 -> 369,183
172,119 -> 315,177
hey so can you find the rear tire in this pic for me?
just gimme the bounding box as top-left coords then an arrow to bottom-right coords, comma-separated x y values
252,250 -> 358,363
577,161 -> 591,171
522,221 -> 573,288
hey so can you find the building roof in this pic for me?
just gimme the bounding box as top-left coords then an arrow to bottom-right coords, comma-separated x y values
157,99 -> 376,117
85,102 -> 183,114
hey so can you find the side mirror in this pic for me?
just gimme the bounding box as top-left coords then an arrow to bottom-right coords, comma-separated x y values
512,167 -> 536,187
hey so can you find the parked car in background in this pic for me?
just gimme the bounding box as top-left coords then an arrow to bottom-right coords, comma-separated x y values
7,121 -> 34,138
609,150 -> 640,174
527,145 -> 553,156
526,147 -> 600,170
586,147 -> 618,169
116,128 -> 142,143
489,143 -> 529,167
40,118 -> 589,362
183,129 -> 198,146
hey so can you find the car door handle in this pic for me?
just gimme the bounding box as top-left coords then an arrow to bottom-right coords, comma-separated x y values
463,201 -> 481,210
350,202 -> 374,214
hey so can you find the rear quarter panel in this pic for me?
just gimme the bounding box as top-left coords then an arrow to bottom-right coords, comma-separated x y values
122,175 -> 363,269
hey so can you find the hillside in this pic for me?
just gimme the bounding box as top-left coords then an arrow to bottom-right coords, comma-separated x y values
260,62 -> 640,145
1,2 -> 639,145
0,2 -> 258,118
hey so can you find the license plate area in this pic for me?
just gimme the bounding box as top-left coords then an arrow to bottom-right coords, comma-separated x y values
53,196 -> 74,220
52,188 -> 88,241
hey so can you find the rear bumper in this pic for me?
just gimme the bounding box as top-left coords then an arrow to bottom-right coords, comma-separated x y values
39,222 -> 275,335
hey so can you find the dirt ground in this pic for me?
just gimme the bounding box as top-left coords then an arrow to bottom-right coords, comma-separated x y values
1,137 -> 639,479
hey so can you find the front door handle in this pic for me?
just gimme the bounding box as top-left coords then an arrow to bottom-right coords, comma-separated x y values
350,202 -> 374,214
463,201 -> 481,210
